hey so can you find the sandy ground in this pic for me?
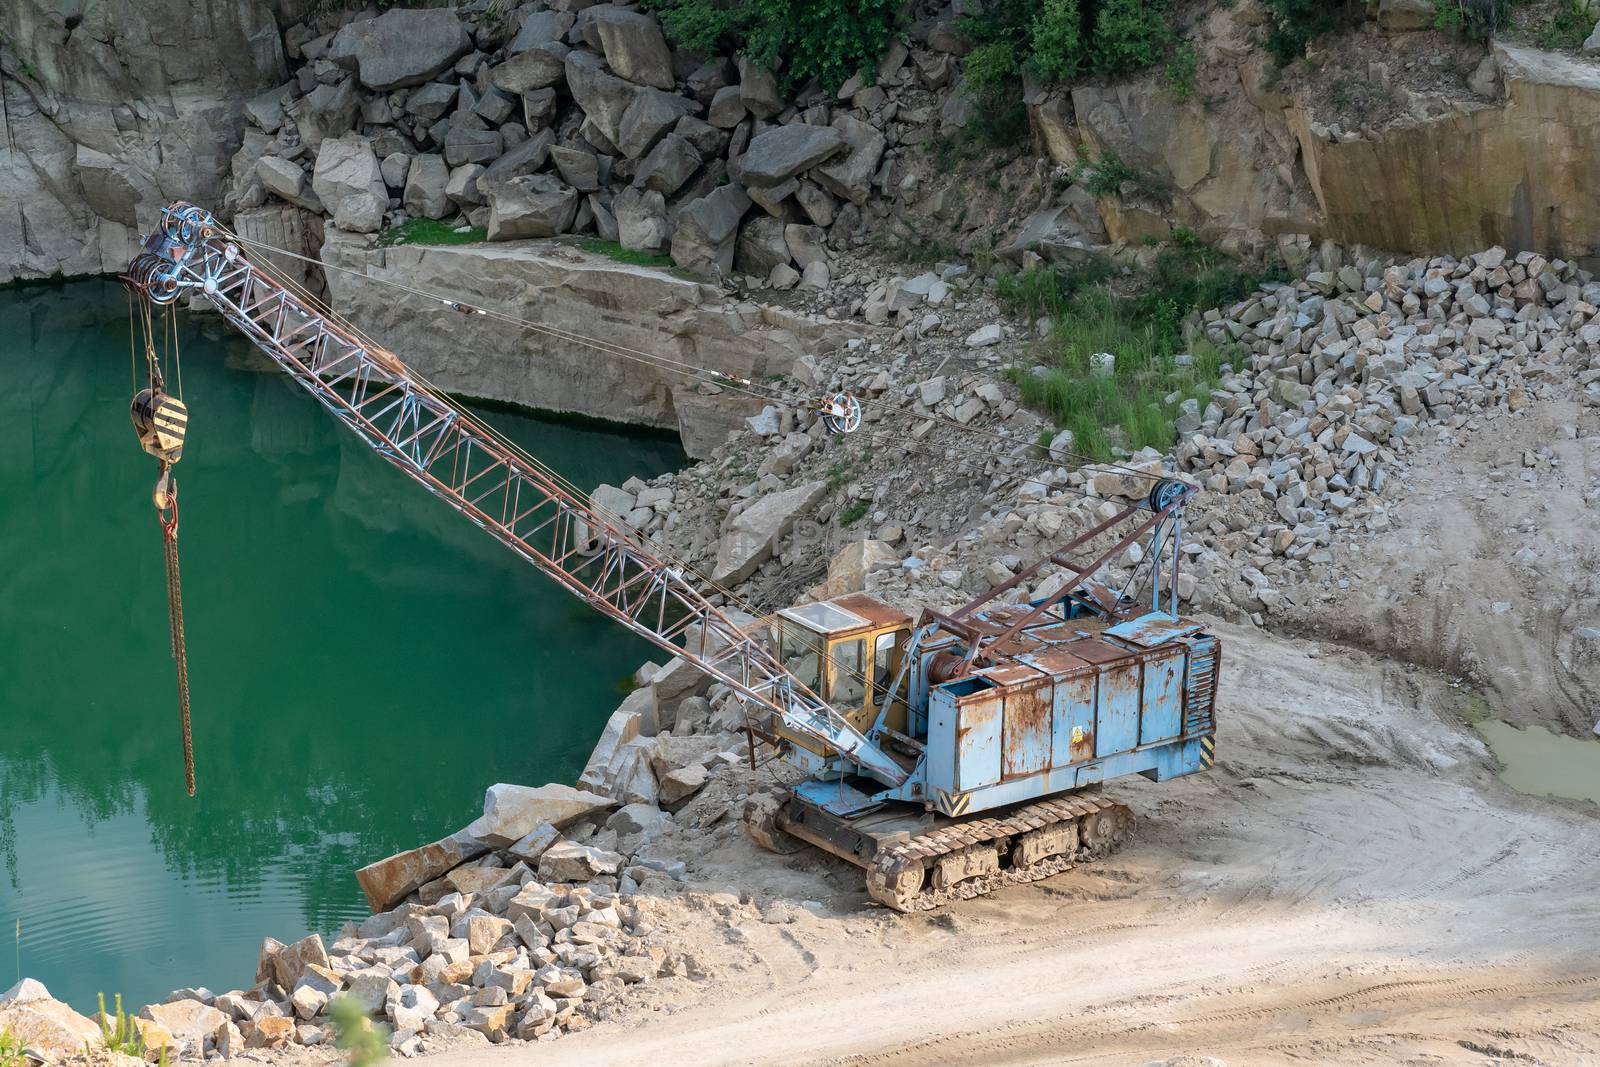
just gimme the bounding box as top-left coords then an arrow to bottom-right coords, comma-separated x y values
1298,396 -> 1600,739
415,621 -> 1600,1067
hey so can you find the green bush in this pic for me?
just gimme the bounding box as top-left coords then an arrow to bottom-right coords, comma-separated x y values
961,0 -> 1179,86
643,0 -> 901,93
1432,0 -> 1517,39
961,41 -> 1021,99
1164,40 -> 1199,100
1,1027 -> 26,1067
838,500 -> 870,527
1068,151 -> 1157,198
1093,0 -> 1169,75
330,996 -> 388,1067
1026,0 -> 1086,82
1533,0 -> 1594,49
1261,0 -> 1362,64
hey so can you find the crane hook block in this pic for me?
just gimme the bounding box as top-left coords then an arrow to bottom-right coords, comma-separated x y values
820,392 -> 862,435
131,389 -> 189,465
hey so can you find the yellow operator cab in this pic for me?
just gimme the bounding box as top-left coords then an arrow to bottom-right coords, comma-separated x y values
773,593 -> 913,755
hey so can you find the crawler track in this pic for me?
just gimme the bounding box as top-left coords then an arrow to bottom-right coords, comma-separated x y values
864,794 -> 1135,911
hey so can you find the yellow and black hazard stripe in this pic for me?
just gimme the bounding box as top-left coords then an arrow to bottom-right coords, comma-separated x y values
933,789 -> 974,817
153,396 -> 188,442
1200,734 -> 1216,769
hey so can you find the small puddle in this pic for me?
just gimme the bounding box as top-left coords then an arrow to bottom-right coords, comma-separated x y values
1473,720 -> 1600,804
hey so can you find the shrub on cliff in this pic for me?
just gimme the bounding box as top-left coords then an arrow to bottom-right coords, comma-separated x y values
959,0 -> 1176,90
643,0 -> 901,94
1260,0 -> 1363,64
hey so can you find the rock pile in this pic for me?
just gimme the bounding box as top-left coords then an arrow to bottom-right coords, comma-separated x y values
230,1 -> 982,281
134,853 -> 672,1058
632,241 -> 1600,630
108,784 -> 699,1059
1157,244 -> 1600,616
98,624 -> 767,1060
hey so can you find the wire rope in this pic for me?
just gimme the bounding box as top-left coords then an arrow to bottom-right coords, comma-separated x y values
206,227 -> 1170,701
222,232 -> 1168,484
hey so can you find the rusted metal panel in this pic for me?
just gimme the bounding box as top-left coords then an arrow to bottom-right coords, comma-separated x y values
830,593 -> 913,631
964,606 -> 1039,638
975,662 -> 1047,687
956,690 -> 1004,790
1139,649 -> 1185,745
1026,623 -> 1087,645
1060,637 -> 1133,666
1002,684 -> 1051,779
1106,612 -> 1203,649
1096,663 -> 1141,756
1022,649 -> 1093,676
1050,672 -> 1097,765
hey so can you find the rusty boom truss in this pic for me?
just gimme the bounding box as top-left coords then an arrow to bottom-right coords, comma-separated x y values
122,202 -> 907,785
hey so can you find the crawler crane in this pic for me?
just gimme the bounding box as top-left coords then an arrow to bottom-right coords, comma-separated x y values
122,203 -> 1219,911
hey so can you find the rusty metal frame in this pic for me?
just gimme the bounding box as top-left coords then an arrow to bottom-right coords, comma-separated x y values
122,202 -> 909,787
918,493 -> 1189,674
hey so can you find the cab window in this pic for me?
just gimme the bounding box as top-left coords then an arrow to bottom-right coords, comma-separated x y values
830,638 -> 865,708
780,625 -> 822,694
873,631 -> 899,691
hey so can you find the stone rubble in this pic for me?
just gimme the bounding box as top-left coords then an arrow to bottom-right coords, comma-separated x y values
230,0 -> 1037,290
606,239 -> 1600,639
4,614 -> 754,1062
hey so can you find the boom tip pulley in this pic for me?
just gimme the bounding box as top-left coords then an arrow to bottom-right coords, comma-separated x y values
820,392 -> 862,434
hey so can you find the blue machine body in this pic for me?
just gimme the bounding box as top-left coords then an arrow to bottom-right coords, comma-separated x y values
787,593 -> 1220,821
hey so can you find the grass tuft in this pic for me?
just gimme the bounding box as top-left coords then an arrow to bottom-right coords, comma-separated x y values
376,218 -> 488,248
1000,231 -> 1283,461
839,500 -> 870,527
95,992 -> 165,1062
1,1026 -> 26,1067
576,238 -> 675,269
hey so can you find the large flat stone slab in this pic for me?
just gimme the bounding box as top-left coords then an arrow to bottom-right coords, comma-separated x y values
321,235 -> 860,457
355,827 -> 487,912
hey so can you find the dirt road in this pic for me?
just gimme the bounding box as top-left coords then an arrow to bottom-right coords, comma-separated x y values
424,625 -> 1600,1066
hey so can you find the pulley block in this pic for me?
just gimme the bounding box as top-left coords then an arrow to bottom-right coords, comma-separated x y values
820,392 -> 862,435
131,389 -> 189,464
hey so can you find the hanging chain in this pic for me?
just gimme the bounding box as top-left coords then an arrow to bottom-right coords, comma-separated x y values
158,474 -> 196,797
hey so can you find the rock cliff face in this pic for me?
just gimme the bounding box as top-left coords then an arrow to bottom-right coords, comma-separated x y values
1293,43 -> 1600,263
319,232 -> 854,457
0,0 -> 284,282
1045,6 -> 1600,268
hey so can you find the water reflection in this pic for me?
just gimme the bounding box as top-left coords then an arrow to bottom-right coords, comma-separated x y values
0,280 -> 684,1009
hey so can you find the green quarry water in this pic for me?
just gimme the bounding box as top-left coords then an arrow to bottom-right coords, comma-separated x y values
0,280 -> 685,1011
1475,720 -> 1600,805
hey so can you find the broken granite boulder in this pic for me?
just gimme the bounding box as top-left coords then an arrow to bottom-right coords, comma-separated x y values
466,783 -> 617,846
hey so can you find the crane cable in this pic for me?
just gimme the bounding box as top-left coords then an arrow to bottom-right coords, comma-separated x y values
221,232 -> 1169,486
209,230 -> 1170,700
129,297 -> 198,796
